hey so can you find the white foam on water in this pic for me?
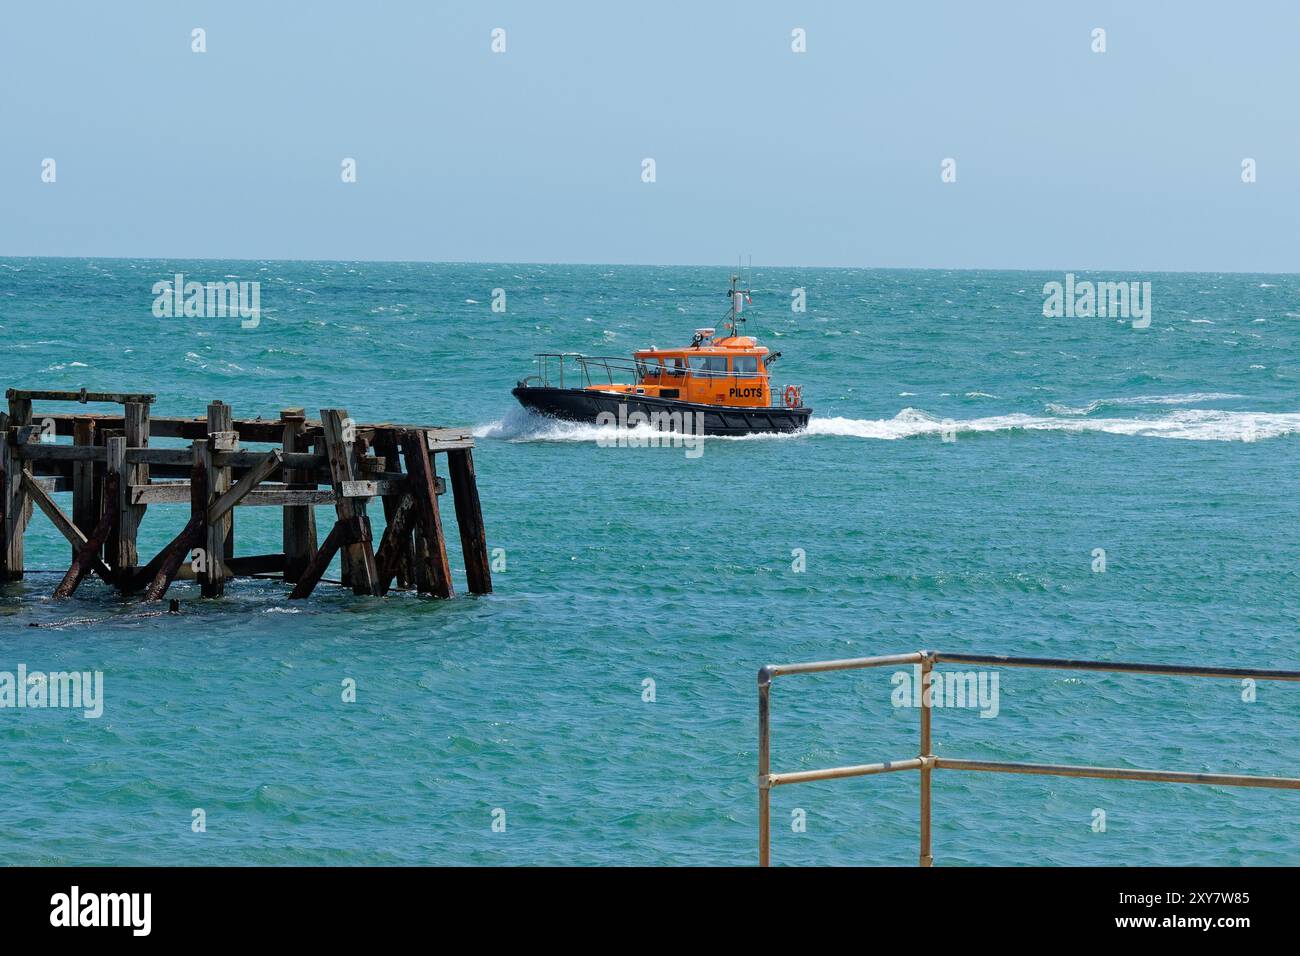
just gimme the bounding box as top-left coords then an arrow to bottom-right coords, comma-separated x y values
1044,393 -> 1245,416
803,407 -> 1300,442
474,406 -> 661,443
477,402 -> 1298,445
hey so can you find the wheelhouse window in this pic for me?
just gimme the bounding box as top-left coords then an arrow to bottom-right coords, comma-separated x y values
636,357 -> 663,382
688,355 -> 728,376
732,355 -> 759,377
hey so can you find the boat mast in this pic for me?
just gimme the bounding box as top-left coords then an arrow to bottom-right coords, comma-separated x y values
727,272 -> 749,337
728,274 -> 737,333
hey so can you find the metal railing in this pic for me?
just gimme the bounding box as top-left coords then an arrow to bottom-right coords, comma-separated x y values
518,353 -> 584,390
757,650 -> 1300,866
521,353 -> 763,390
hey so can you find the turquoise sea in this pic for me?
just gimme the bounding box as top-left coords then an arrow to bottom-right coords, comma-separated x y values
1,258 -> 1298,866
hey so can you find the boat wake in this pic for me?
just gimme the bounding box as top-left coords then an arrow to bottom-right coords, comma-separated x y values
1043,392 -> 1245,416
474,406 -> 633,442
804,407 -> 1300,442
476,402 -> 1300,444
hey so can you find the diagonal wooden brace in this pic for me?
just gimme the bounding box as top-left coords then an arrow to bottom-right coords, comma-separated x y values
53,473 -> 119,599
207,448 -> 282,525
373,493 -> 416,596
288,516 -> 370,600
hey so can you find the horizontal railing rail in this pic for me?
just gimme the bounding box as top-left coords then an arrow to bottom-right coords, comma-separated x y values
757,650 -> 1300,866
527,352 -> 765,389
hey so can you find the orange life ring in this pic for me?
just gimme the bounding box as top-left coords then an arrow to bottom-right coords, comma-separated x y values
783,385 -> 800,408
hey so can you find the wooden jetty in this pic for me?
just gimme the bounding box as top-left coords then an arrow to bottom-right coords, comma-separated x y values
0,388 -> 492,602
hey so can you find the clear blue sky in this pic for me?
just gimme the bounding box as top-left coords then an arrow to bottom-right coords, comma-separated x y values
2,1 -> 1297,271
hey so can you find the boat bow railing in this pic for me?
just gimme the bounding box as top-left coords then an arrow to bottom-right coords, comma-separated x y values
523,352 -> 769,391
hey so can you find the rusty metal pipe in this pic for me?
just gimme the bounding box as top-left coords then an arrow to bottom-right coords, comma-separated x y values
919,653 -> 934,867
758,678 -> 771,867
934,757 -> 1300,790
764,652 -> 926,680
768,758 -> 924,787
933,652 -> 1300,683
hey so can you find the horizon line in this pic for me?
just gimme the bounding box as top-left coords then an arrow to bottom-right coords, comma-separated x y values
2,253 -> 1298,277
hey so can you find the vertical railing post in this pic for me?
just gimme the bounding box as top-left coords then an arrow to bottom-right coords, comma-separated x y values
758,666 -> 773,867
919,651 -> 934,867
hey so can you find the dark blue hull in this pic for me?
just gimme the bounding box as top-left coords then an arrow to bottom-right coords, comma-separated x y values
512,386 -> 811,436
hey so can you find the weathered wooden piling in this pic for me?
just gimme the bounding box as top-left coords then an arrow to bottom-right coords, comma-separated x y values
321,408 -> 381,596
279,408 -> 316,583
448,448 -> 492,596
0,413 -> 19,582
400,430 -> 454,598
106,435 -> 130,586
1,402 -> 32,581
203,401 -> 233,597
370,429 -> 412,589
121,401 -> 150,582
1,387 -> 492,606
71,418 -> 96,561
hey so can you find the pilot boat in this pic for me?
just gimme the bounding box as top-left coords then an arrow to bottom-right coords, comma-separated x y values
512,277 -> 811,436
